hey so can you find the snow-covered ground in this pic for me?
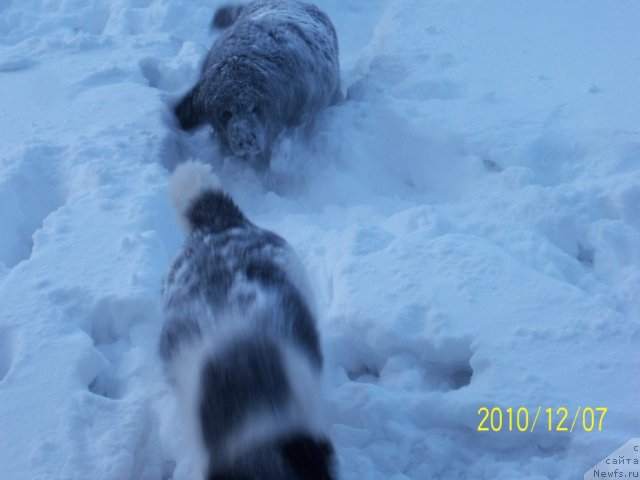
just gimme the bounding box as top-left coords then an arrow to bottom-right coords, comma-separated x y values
1,0 -> 639,478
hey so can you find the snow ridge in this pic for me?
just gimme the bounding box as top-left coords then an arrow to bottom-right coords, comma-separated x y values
1,0 -> 639,479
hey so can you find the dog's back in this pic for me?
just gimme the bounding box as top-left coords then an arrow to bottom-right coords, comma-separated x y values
160,161 -> 336,479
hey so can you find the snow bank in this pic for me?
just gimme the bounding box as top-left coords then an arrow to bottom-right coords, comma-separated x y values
1,0 -> 638,479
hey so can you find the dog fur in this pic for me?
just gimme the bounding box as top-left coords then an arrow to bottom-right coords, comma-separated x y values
160,161 -> 337,479
174,0 -> 342,170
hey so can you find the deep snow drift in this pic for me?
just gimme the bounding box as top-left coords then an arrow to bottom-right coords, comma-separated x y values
1,1 -> 639,479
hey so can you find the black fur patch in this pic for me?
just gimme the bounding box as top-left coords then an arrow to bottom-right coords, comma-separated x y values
280,434 -> 336,480
187,190 -> 247,233
200,336 -> 290,451
208,473 -> 249,480
212,4 -> 246,29
173,87 -> 204,131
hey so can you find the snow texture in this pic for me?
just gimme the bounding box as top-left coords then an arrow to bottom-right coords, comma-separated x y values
0,0 -> 639,479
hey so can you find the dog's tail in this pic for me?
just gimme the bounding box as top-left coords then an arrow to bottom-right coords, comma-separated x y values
211,4 -> 245,29
170,161 -> 246,234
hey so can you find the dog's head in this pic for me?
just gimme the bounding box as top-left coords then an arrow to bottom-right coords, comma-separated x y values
208,433 -> 337,480
224,106 -> 267,158
210,59 -> 272,159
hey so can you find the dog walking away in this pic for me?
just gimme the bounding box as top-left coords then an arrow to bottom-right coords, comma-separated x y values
160,161 -> 337,479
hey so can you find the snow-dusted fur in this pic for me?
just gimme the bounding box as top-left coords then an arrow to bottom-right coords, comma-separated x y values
160,161 -> 336,480
174,0 -> 342,170
211,3 -> 245,29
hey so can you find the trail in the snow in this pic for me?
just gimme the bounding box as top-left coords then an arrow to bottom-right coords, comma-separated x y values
0,1 -> 639,479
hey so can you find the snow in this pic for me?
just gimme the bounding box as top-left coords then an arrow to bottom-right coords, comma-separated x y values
1,0 -> 639,479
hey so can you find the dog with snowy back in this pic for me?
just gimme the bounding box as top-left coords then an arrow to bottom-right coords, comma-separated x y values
173,0 -> 342,170
160,161 -> 337,480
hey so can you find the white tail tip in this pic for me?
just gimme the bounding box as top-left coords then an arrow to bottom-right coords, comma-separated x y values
170,160 -> 221,233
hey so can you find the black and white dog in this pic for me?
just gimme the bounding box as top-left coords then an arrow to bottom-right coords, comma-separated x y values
160,161 -> 336,479
174,0 -> 342,170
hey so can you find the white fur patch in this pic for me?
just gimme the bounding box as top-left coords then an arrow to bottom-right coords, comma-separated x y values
170,160 -> 222,233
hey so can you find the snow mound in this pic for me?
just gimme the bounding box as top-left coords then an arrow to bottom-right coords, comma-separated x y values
1,0 -> 639,479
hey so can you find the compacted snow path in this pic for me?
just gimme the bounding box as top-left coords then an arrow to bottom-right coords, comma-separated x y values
1,1 -> 639,479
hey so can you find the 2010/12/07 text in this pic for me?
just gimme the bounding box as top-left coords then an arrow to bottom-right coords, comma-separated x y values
477,407 -> 608,432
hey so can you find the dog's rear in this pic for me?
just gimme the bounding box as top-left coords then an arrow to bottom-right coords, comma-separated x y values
161,161 -> 336,479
